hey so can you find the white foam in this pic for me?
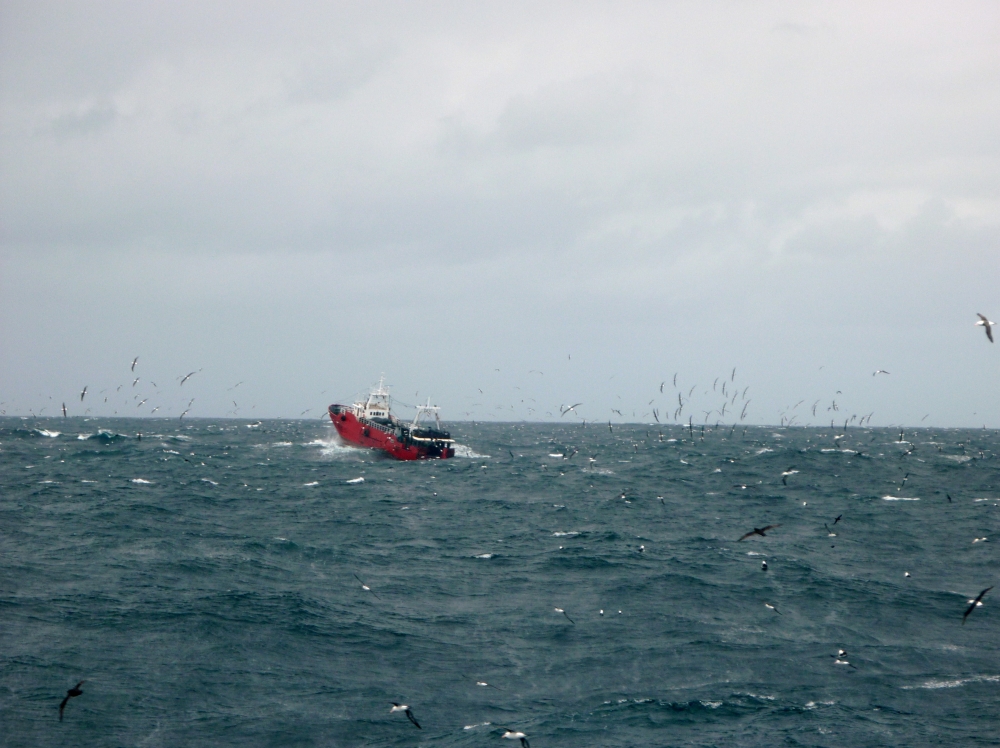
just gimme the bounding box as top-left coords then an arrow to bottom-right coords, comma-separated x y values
303,481 -> 319,487
463,722 -> 491,730
131,478 -> 153,484
552,531 -> 579,537
35,429 -> 60,437
882,496 -> 919,501
200,478 -> 218,486
474,553 -> 494,559
943,455 -> 972,463
901,675 -> 1000,690
549,453 -> 564,458
453,444 -> 489,458
272,441 -> 293,447
346,477 -> 364,484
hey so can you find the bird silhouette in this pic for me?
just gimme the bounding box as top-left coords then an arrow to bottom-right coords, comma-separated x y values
58,681 -> 84,721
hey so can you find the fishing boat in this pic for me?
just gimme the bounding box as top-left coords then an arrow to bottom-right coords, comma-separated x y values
328,378 -> 455,460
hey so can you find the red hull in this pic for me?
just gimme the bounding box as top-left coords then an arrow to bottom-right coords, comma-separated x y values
329,408 -> 454,460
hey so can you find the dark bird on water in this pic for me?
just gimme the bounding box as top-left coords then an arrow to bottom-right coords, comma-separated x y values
963,586 -> 993,624
738,525 -> 781,541
58,681 -> 84,721
976,313 -> 995,343
390,702 -> 421,728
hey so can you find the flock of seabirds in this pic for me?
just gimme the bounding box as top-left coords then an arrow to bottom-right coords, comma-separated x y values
43,313 -> 999,739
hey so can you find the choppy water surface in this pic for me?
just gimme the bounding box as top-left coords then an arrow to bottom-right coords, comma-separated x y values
2,418 -> 999,746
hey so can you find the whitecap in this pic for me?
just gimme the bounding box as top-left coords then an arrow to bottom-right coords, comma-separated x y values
548,453 -> 564,458
346,477 -> 365,484
755,448 -> 774,454
131,478 -> 153,484
271,441 -> 293,447
700,701 -> 723,709
463,722 -> 491,730
943,455 -> 972,463
35,429 -> 60,437
453,444 -> 489,458
81,479 -> 98,484
474,553 -> 494,559
200,478 -> 218,486
882,496 -> 919,501
901,675 -> 1000,690
303,481 -> 319,487
552,531 -> 579,537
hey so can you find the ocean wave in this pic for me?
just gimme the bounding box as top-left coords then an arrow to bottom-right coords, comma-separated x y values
35,428 -> 60,438
130,478 -> 153,484
78,429 -> 126,442
882,496 -> 920,501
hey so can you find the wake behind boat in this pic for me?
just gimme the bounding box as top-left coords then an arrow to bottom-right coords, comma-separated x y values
328,378 -> 455,460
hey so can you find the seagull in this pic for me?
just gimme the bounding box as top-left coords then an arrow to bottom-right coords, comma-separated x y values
390,703 -> 421,728
502,729 -> 530,747
58,680 -> 85,721
738,525 -> 781,541
873,370 -> 890,376
61,402 -> 67,418
554,607 -> 575,624
963,586 -> 993,624
473,678 -> 504,691
179,370 -> 200,385
80,386 -> 87,402
560,403 -> 582,417
976,313 -> 995,343
764,602 -> 780,614
354,573 -> 381,600
761,560 -> 768,571
832,514 -> 842,525
131,356 -> 139,372
132,377 -> 139,387
830,649 -> 857,668
781,468 -> 798,486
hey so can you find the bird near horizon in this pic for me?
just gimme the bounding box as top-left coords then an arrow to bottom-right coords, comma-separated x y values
61,402 -> 66,418
390,703 -> 421,729
963,586 -> 993,624
79,386 -> 87,402
738,525 -> 781,541
560,403 -> 582,417
58,681 -> 84,721
976,313 -> 995,343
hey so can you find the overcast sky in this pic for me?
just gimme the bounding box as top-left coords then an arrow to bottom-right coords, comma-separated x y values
1,1 -> 998,426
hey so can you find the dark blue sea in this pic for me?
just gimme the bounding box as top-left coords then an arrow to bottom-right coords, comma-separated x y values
2,418 -> 999,746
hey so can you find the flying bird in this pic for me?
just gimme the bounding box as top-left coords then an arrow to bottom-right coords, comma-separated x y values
833,514 -> 842,525
873,370 -> 890,376
61,402 -> 67,418
560,403 -> 582,417
781,468 -> 798,485
132,377 -> 139,387
738,525 -> 781,541
58,680 -> 85,721
976,313 -> 995,343
80,386 -> 87,402
354,573 -> 381,600
764,602 -> 780,614
554,607 -> 575,624
502,729 -> 530,748
131,356 -> 138,372
180,371 -> 197,385
963,586 -> 993,624
390,703 -> 421,729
